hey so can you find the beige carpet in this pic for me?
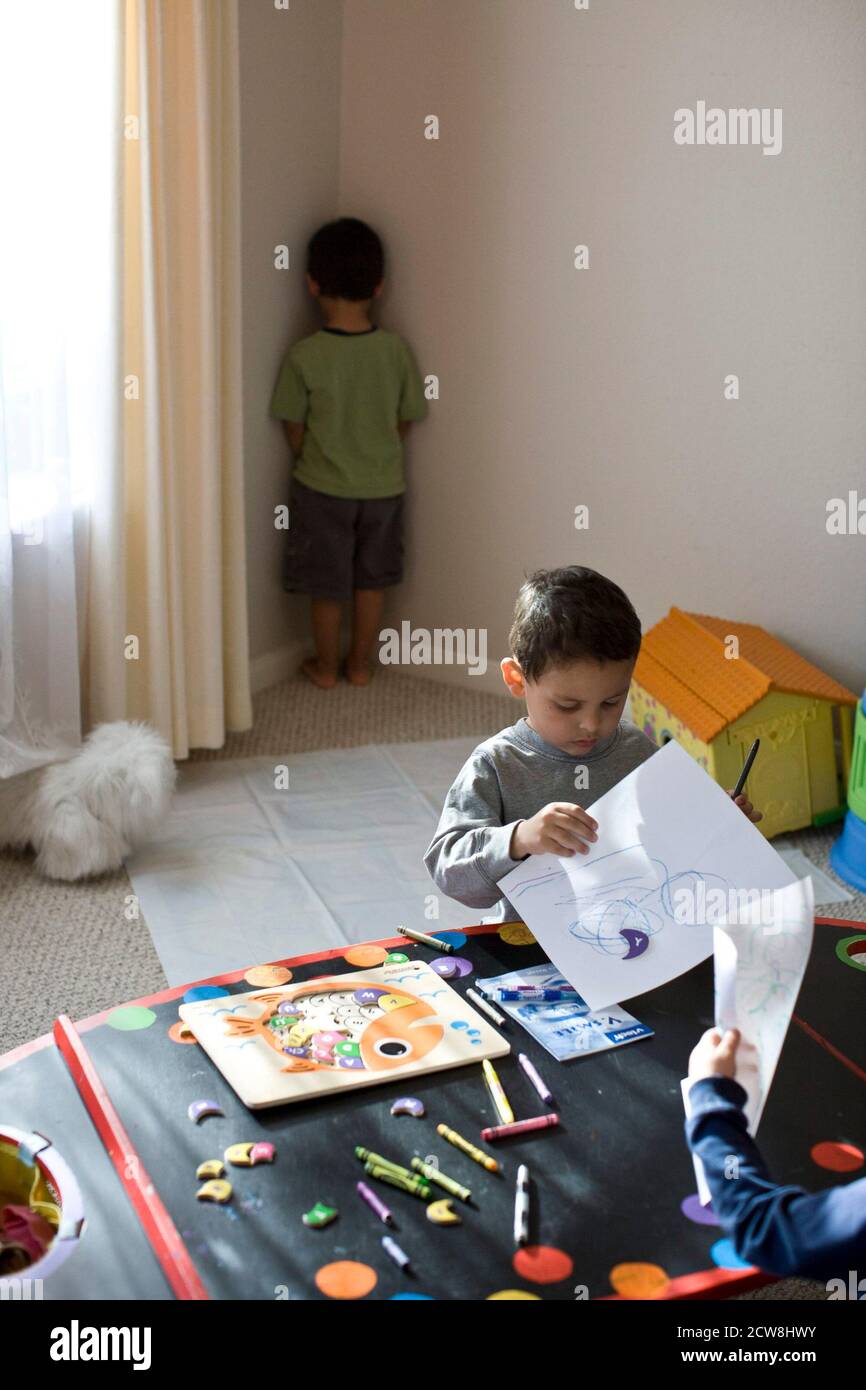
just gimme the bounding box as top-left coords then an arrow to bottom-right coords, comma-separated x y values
0,667 -> 857,1300
0,669 -> 514,1052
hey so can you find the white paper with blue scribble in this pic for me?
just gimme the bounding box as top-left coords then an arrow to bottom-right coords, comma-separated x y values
499,740 -> 797,1010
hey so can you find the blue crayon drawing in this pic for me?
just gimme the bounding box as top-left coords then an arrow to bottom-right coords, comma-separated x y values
509,846 -> 731,960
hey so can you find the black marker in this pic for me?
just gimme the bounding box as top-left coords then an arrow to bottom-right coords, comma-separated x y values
731,739 -> 760,800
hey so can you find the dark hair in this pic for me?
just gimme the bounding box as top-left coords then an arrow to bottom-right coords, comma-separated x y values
306,218 -> 385,301
509,566 -> 642,682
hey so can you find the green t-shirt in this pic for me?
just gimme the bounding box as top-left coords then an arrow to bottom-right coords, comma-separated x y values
269,326 -> 427,499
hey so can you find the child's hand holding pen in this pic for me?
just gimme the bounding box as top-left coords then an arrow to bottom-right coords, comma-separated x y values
728,737 -> 763,823
688,1026 -> 741,1081
510,803 -> 599,859
729,791 -> 763,824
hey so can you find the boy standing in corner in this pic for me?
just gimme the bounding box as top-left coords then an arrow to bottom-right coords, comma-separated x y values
270,218 -> 427,687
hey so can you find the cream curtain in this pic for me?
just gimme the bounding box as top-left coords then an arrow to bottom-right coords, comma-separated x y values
85,0 -> 252,756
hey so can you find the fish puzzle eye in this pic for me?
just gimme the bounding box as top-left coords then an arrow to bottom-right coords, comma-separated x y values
374,1037 -> 413,1060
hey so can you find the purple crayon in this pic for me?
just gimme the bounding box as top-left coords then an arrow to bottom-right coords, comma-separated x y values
356,1180 -> 395,1226
518,1052 -> 555,1106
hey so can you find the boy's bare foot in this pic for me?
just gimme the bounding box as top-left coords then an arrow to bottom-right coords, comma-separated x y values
344,658 -> 373,687
301,657 -> 338,689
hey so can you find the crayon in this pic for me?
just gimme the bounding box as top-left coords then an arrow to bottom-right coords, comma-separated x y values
382,1235 -> 411,1269
436,1122 -> 500,1173
356,1180 -> 394,1226
364,1162 -> 432,1200
481,1114 -> 560,1142
355,1146 -> 413,1179
467,987 -> 506,1025
396,925 -> 452,952
410,1157 -> 471,1203
482,1058 -> 515,1125
518,1052 -> 554,1105
514,1164 -> 530,1246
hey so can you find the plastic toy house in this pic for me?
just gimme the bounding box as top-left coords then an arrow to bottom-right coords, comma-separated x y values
630,607 -> 857,839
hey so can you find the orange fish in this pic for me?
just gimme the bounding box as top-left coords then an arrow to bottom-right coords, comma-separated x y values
223,982 -> 444,1074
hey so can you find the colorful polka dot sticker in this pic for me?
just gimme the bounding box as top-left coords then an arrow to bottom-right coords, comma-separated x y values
391,1292 -> 435,1300
432,931 -> 467,949
498,922 -> 536,946
811,1140 -> 864,1173
486,1289 -> 541,1300
315,1260 -> 377,1299
168,1020 -> 198,1045
106,1006 -> 157,1031
835,935 -> 866,973
386,952 -> 409,964
609,1262 -> 670,1299
183,985 -> 230,1004
680,1194 -> 719,1226
244,964 -> 293,987
430,957 -> 459,979
710,1239 -> 752,1270
513,1245 -> 574,1284
344,945 -> 389,968
440,956 -> 473,978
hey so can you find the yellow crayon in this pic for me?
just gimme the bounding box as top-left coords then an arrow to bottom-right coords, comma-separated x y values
436,1122 -> 500,1173
482,1058 -> 514,1126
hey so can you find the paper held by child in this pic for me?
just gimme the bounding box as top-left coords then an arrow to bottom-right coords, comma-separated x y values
498,739 -> 797,1011
179,959 -> 509,1109
683,873 -> 815,1205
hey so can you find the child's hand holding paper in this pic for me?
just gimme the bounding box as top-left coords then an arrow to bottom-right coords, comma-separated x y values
688,1026 -> 741,1082
510,802 -> 599,859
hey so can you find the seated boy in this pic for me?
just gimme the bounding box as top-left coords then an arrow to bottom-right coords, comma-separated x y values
686,1026 -> 866,1281
270,217 -> 427,687
424,566 -> 760,921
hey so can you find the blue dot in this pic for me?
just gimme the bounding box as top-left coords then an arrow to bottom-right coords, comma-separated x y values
710,1238 -> 751,1270
184,985 -> 230,1003
391,1292 -> 434,1300
433,931 -> 467,949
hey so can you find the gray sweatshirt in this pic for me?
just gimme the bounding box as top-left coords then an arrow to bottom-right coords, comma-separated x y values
424,717 -> 658,922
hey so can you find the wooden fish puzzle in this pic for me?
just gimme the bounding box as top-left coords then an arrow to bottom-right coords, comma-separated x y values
178,959 -> 510,1108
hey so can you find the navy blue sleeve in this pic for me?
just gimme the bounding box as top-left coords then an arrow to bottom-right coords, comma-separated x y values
685,1076 -> 866,1282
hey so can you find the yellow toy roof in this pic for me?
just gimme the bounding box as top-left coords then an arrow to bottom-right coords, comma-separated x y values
633,607 -> 857,744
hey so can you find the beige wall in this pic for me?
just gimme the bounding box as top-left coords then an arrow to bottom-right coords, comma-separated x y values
240,0 -> 866,698
337,0 -> 866,696
239,0 -> 343,686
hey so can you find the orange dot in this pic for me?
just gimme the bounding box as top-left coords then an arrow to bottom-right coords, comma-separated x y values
245,964 -> 293,987
811,1141 -> 864,1173
315,1260 -> 378,1300
486,1289 -> 541,1300
344,945 -> 389,967
513,1245 -> 574,1285
609,1262 -> 670,1299
168,1021 -> 197,1045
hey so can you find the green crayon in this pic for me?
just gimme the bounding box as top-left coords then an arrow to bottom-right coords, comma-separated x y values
364,1162 -> 432,1201
354,1146 -> 413,1179
410,1157 -> 471,1203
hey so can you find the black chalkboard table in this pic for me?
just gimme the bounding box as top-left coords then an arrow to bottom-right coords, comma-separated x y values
1,917 -> 864,1301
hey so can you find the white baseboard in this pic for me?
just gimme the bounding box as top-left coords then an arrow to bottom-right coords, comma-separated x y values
249,639 -> 306,695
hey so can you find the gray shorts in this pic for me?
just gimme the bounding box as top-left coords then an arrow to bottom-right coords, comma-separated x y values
283,478 -> 404,601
